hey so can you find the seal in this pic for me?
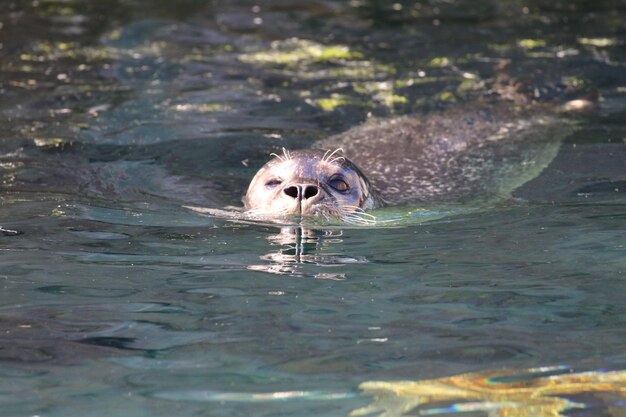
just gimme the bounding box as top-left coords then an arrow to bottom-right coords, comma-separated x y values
243,99 -> 576,221
243,148 -> 382,220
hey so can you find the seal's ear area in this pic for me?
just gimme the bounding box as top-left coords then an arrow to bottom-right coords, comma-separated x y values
242,162 -> 271,210
242,194 -> 250,209
242,174 -> 255,209
357,177 -> 384,209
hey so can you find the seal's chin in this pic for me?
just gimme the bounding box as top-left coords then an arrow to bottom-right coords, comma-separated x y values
277,201 -> 342,219
301,203 -> 343,218
247,202 -> 376,225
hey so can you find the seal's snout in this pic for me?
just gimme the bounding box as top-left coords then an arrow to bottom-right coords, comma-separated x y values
283,184 -> 319,201
279,183 -> 324,215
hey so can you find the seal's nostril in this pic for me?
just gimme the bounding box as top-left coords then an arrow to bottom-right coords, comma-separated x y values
303,185 -> 319,199
283,185 -> 299,199
284,185 -> 318,200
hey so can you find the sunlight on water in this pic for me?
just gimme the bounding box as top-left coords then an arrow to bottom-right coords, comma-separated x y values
352,367 -> 626,417
152,389 -> 357,402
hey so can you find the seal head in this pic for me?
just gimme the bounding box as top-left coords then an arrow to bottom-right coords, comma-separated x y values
243,149 -> 382,219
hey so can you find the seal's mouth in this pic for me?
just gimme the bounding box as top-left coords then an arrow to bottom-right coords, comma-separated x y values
292,203 -> 377,225
244,202 -> 376,225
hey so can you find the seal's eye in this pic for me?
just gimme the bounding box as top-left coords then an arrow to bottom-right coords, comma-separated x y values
265,179 -> 282,189
329,177 -> 349,192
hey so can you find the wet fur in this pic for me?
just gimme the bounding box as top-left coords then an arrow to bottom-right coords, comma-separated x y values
316,100 -> 571,205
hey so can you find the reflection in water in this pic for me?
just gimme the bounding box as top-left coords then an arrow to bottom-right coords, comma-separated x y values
248,226 -> 367,279
352,366 -> 626,417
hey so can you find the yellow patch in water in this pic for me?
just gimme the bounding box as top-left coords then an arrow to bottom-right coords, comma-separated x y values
517,39 -> 547,49
33,137 -> 71,148
578,37 -> 618,47
51,208 -> 66,217
436,91 -> 456,102
311,94 -> 357,111
352,367 -> 626,417
428,57 -> 450,67
239,38 -> 363,66
353,81 -> 407,108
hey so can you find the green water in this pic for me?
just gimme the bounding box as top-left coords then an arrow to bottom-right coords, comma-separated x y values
1,1 -> 625,416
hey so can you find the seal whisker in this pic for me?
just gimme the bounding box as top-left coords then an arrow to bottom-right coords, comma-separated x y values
245,207 -> 272,219
319,210 -> 331,221
269,152 -> 284,162
282,147 -> 292,161
341,205 -> 377,220
345,214 -> 377,224
323,147 -> 344,164
343,210 -> 377,221
328,155 -> 346,165
342,213 -> 377,225
338,205 -> 378,225
350,213 -> 377,223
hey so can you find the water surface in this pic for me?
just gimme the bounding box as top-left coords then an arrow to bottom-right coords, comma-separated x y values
1,1 -> 625,416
